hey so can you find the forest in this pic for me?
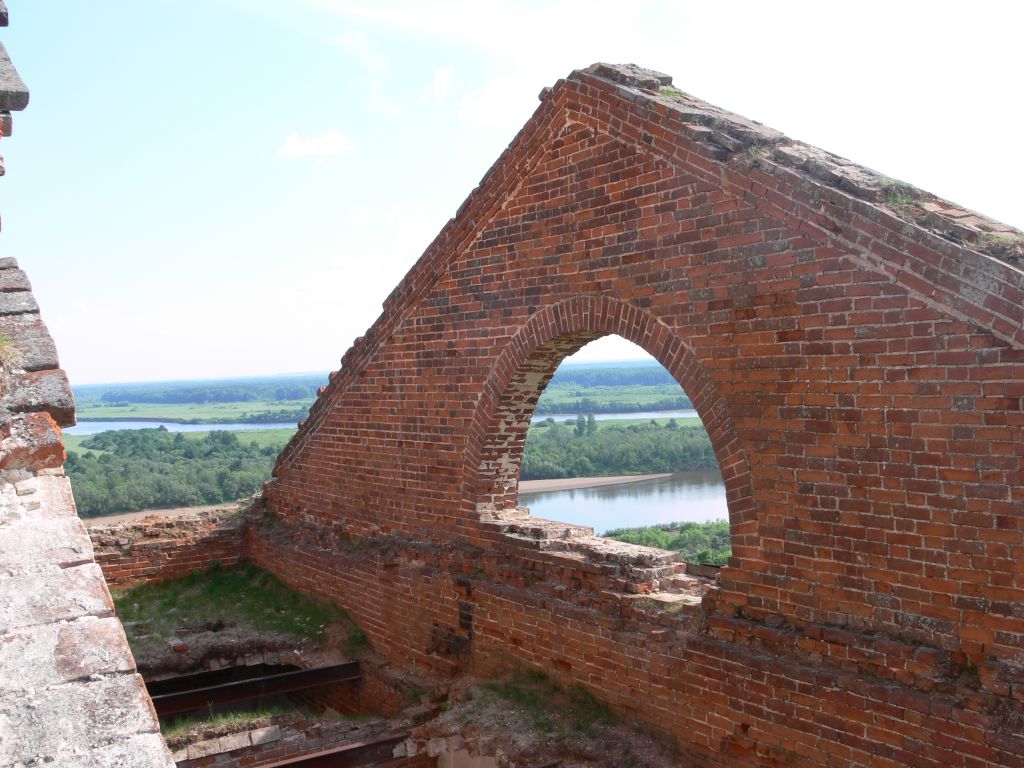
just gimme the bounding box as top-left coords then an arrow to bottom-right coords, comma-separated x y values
522,417 -> 717,479
66,417 -> 718,517
604,520 -> 730,564
71,365 -> 693,422
65,429 -> 280,517
73,374 -> 326,406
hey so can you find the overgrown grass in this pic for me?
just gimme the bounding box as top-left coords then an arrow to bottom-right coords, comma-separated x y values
976,233 -> 1024,263
604,519 -> 730,564
878,178 -> 918,220
161,704 -> 292,740
480,669 -> 613,738
114,561 -> 369,660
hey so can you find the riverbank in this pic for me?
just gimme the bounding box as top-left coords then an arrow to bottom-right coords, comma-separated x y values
81,474 -> 676,525
518,473 -> 673,493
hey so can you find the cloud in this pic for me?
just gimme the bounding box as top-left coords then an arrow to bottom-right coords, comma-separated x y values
432,67 -> 454,102
458,73 -> 538,129
334,29 -> 388,72
278,129 -> 356,158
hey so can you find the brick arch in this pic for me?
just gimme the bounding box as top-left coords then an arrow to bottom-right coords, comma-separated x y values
461,294 -> 758,561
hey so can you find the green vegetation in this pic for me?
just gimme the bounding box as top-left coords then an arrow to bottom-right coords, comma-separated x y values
479,669 -> 613,738
73,400 -> 313,424
66,363 -> 709,518
535,363 -> 692,415
74,375 -> 325,405
72,366 -> 693,422
65,429 -> 292,516
67,416 -> 714,517
878,178 -> 919,221
604,519 -> 730,564
114,561 -> 368,662
161,705 -> 293,741
522,417 -> 715,479
0,331 -> 24,374
977,232 -> 1024,263
72,374 -> 325,424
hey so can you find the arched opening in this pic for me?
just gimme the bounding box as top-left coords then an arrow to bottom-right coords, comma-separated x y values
516,336 -> 730,563
463,296 -> 758,568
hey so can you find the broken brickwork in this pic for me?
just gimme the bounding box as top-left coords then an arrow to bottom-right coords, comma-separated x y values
252,63 -> 1024,767
89,506 -> 245,588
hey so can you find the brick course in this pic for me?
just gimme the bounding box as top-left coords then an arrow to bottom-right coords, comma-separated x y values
88,507 -> 245,589
251,64 -> 1024,767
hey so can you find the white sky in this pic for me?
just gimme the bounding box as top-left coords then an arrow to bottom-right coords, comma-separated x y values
2,1 -> 1021,384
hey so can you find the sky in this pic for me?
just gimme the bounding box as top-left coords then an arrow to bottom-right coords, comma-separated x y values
1,1 -> 1021,385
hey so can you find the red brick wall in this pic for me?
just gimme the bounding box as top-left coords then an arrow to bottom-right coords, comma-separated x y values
89,509 -> 244,588
253,65 -> 1024,767
290,661 -> 413,718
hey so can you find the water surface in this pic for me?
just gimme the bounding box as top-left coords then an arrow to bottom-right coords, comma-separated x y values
531,409 -> 699,423
518,469 -> 728,534
64,421 -> 292,435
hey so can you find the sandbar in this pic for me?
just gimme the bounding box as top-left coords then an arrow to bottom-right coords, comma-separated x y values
519,473 -> 673,494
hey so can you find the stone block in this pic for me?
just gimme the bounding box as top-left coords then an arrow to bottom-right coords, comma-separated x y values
4,368 -> 76,426
0,514 -> 93,576
0,288 -> 37,314
0,616 -> 135,690
0,411 -> 65,471
0,674 -> 160,761
186,737 -> 222,760
0,562 -> 112,633
249,725 -> 281,745
218,731 -> 251,752
0,313 -> 59,371
0,267 -> 29,291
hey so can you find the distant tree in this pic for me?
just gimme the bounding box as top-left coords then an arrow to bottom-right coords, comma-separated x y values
575,413 -> 587,438
586,413 -> 597,436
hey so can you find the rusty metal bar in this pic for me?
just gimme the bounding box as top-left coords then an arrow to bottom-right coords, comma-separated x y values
149,661 -> 360,717
146,663 -> 301,697
253,732 -> 408,767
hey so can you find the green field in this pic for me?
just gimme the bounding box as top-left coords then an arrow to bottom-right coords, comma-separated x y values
63,427 -> 297,455
71,365 -> 692,423
75,400 -> 312,424
534,382 -> 691,415
542,415 -> 701,430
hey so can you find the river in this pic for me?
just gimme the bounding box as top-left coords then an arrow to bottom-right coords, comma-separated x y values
65,414 -> 729,532
63,421 -> 292,436
518,469 -> 727,534
531,409 -> 698,422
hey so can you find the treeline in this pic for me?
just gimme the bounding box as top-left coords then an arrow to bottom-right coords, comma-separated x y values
547,364 -> 675,387
604,520 -> 730,564
65,430 -> 284,517
522,418 -> 717,479
73,375 -> 327,406
534,394 -> 692,415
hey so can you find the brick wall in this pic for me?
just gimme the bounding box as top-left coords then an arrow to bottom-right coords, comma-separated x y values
289,659 -> 415,718
253,63 -> 1024,767
88,507 -> 245,588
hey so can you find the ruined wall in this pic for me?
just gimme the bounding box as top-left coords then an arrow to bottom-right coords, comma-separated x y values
252,63 -> 1024,767
171,717 -> 433,768
89,506 -> 245,588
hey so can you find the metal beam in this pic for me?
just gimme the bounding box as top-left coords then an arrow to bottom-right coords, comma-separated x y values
253,732 -> 407,767
150,661 -> 360,717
